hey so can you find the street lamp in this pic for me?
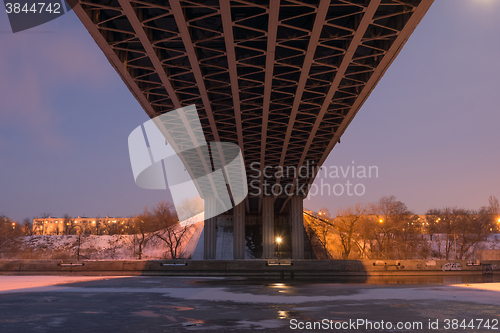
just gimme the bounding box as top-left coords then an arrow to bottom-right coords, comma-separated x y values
276,237 -> 282,260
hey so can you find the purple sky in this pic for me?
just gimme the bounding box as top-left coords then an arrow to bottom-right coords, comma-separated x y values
1,1 -> 499,221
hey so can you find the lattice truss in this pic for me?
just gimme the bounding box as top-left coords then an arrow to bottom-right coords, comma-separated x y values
75,0 -> 430,213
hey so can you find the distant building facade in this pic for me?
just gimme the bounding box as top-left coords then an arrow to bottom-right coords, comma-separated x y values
33,216 -> 134,235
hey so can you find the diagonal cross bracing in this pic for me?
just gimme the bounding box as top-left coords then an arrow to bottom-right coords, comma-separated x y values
277,0 -> 330,174
169,0 -> 221,143
315,0 -> 434,172
220,0 -> 244,153
73,0 -> 434,215
281,0 -> 381,206
118,0 -> 180,109
257,0 -> 280,213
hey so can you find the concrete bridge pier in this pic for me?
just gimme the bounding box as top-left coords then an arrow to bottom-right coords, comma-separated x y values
262,196 -> 275,259
233,201 -> 246,259
203,196 -> 217,260
290,195 -> 304,259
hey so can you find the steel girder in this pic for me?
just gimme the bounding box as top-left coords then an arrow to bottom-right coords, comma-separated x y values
73,0 -> 433,213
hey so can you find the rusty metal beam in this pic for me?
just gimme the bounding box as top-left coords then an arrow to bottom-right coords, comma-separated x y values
74,0 -> 434,216
220,0 -> 244,152
170,0 -> 240,209
170,0 -> 221,143
315,0 -> 434,175
279,0 -> 380,211
73,3 -> 156,118
118,0 -> 181,109
257,0 -> 280,213
277,0 -> 331,171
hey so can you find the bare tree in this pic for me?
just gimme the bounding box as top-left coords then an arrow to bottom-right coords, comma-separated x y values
22,218 -> 33,236
152,201 -> 178,228
370,197 -> 402,259
175,197 -> 204,221
353,216 -> 376,259
131,208 -> 157,259
442,208 -> 458,259
454,208 -> 493,259
371,196 -> 420,259
429,207 -> 469,259
0,215 -> 22,257
335,203 -> 367,259
155,225 -> 190,259
0,214 -> 11,251
150,201 -> 192,259
425,209 -> 441,241
393,214 -> 422,260
62,214 -> 74,235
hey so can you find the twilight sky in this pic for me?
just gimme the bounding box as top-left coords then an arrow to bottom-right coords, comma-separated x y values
1,0 -> 499,221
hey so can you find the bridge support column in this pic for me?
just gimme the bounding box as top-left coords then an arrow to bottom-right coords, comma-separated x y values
233,200 -> 245,259
290,195 -> 304,259
262,196 -> 275,259
204,196 -> 217,260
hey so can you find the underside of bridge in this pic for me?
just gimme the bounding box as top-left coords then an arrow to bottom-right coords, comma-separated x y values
74,0 -> 433,259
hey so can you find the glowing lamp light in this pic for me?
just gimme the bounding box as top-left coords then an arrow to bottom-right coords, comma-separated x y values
276,237 -> 282,244
379,219 -> 383,223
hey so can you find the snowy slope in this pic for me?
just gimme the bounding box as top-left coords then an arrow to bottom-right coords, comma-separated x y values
2,223 -> 202,260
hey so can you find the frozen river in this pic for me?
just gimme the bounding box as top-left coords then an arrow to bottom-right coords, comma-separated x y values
0,275 -> 499,332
